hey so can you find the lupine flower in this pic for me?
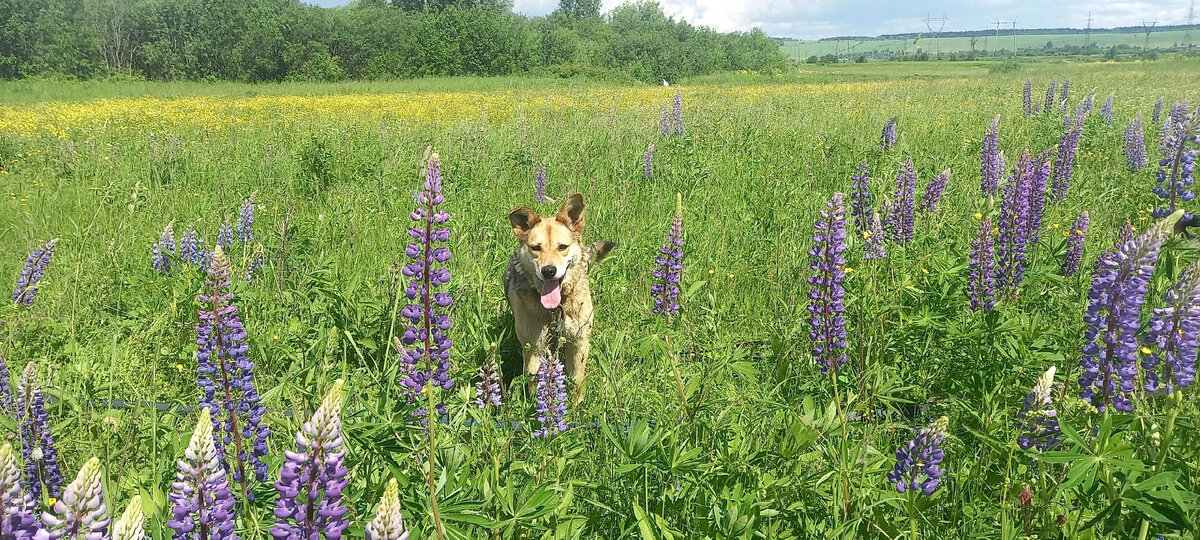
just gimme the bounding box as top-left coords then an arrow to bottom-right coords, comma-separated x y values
1161,102 -> 1190,154
1043,78 -> 1057,114
397,154 -> 454,405
1118,220 -> 1135,247
981,115 -> 1001,198
881,116 -> 897,151
849,161 -> 874,234
651,194 -> 684,317
271,380 -> 348,540
534,162 -> 547,204
474,346 -> 502,409
659,107 -> 669,136
920,169 -> 950,212
1050,125 -> 1082,203
1153,107 -> 1197,220
14,238 -> 59,306
1023,78 -> 1032,116
1153,97 -> 1163,124
153,222 -> 175,274
1101,94 -> 1114,125
1079,214 -> 1178,413
236,194 -> 255,243
1060,211 -> 1089,277
864,212 -> 887,260
1026,151 -> 1051,243
1125,115 -> 1148,172
0,443 -> 39,540
671,87 -> 684,136
1016,367 -> 1060,451
1068,100 -> 1089,128
179,225 -> 208,266
1058,78 -> 1070,113
217,219 -> 233,250
245,252 -> 264,282
1142,261 -> 1200,394
1082,93 -> 1094,115
18,362 -> 63,501
807,193 -> 848,374
365,479 -> 409,540
41,457 -> 108,540
0,356 -> 13,417
996,153 -> 1034,295
885,158 -> 916,243
968,216 -> 997,312
167,409 -> 238,540
196,246 -> 270,490
112,495 -> 145,540
888,416 -> 948,496
642,144 -> 654,179
533,353 -> 568,437
1032,103 -> 1041,115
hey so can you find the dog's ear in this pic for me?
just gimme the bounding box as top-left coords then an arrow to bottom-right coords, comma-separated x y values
508,206 -> 540,236
588,241 -> 616,263
556,193 -> 585,233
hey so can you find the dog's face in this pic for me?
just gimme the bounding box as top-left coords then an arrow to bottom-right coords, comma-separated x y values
509,193 -> 611,310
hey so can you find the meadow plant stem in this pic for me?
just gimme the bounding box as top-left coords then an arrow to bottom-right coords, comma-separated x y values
907,491 -> 918,539
664,335 -> 690,419
1136,391 -> 1183,540
426,387 -> 446,540
830,371 -> 851,519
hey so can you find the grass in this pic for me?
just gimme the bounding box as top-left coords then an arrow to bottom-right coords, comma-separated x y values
0,57 -> 1198,538
781,29 -> 1196,59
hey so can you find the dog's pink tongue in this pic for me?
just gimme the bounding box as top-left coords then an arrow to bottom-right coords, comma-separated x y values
540,279 -> 562,310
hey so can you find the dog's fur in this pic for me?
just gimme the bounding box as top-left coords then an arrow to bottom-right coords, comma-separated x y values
504,193 -> 614,405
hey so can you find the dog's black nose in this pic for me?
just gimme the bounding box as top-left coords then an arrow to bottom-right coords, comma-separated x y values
541,265 -> 557,279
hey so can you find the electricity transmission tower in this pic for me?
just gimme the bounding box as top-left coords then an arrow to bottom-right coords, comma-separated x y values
1084,12 -> 1093,49
1011,20 -> 1019,52
924,13 -> 949,55
1188,2 -> 1195,49
993,18 -> 1010,56
1141,20 -> 1157,50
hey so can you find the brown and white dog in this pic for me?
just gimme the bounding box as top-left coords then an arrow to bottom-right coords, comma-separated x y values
504,193 -> 615,405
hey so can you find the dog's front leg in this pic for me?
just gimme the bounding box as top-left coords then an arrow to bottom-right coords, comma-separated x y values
560,338 -> 589,405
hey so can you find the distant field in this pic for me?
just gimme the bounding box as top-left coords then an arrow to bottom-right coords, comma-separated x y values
781,28 -> 1195,59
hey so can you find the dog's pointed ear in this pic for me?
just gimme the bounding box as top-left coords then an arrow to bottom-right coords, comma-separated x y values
557,193 -> 585,233
588,241 -> 616,263
508,206 -> 540,236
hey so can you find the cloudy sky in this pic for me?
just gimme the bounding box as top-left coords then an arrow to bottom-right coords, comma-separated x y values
312,1 -> 1196,40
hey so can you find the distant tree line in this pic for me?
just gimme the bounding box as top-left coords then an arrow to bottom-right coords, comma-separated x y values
827,24 -> 1200,43
0,0 -> 788,82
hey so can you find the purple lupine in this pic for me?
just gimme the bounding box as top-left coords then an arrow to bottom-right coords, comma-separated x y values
920,169 -> 950,212
1068,99 -> 1089,128
968,216 -> 997,312
1101,94 -> 1114,125
1153,97 -> 1164,124
365,479 -> 409,540
1160,102 -> 1190,154
1058,78 -> 1070,113
1125,115 -> 1148,172
14,239 -> 58,306
996,152 -> 1034,295
1060,211 -> 1089,277
235,194 -> 255,243
40,457 -> 108,540
196,245 -> 270,494
217,220 -> 233,250
1033,103 -> 1041,115
533,353 -> 567,437
887,416 -> 948,496
1026,150 -> 1052,243
863,212 -> 887,260
1050,124 -> 1083,204
881,116 -> 897,151
651,194 -> 684,317
659,107 -> 669,136
642,144 -> 654,179
807,193 -> 848,374
397,154 -> 454,405
1079,215 -> 1177,413
153,222 -> 175,274
533,162 -> 547,205
245,252 -> 264,282
981,115 -> 1001,198
849,161 -> 874,234
1152,106 -> 1197,220
671,87 -> 684,136
1082,93 -> 1095,115
885,158 -> 916,243
180,225 -> 208,266
474,349 -> 502,409
167,409 -> 239,540
0,443 -> 40,540
0,356 -> 13,417
1023,78 -> 1033,116
1117,220 -> 1135,247
18,362 -> 63,501
1016,367 -> 1060,451
1142,261 -> 1200,394
1043,78 -> 1057,115
271,380 -> 348,540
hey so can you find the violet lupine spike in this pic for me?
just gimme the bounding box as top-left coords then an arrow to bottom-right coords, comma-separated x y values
849,161 -> 874,234
1082,93 -> 1094,114
245,252 -> 264,282
0,356 -> 13,417
112,495 -> 145,540
885,158 -> 916,244
365,479 -> 410,540
1079,213 -> 1181,413
806,193 -> 848,374
270,380 -> 349,540
179,225 -> 208,267
651,194 -> 684,317
659,107 -> 670,136
1125,115 -> 1148,172
1058,78 -> 1070,113
1142,261 -> 1200,394
534,162 -> 548,205
1016,367 -> 1060,451
236,193 -> 256,243
919,169 -> 950,212
474,344 -> 502,409
881,116 -> 897,151
153,222 -> 175,274
1060,211 -> 1089,277
18,362 -> 63,501
1068,100 -> 1088,128
887,416 -> 948,496
642,144 -> 654,179
1026,151 -> 1051,244
1152,107 -> 1197,220
1153,97 -> 1163,124
533,353 -> 568,437
168,409 -> 239,540
41,457 -> 108,540
217,219 -> 233,251
1032,103 -> 1041,115
197,245 -> 270,491
1050,124 -> 1083,204
995,153 -> 1034,296
1117,220 -> 1135,247
864,212 -> 887,260
14,238 -> 59,306
1043,78 -> 1057,115
1101,94 -> 1114,125
981,115 -> 1001,198
0,443 -> 40,540
671,87 -> 684,136
968,216 -> 997,312
398,153 -> 454,406
1160,102 -> 1190,155
1023,78 -> 1032,116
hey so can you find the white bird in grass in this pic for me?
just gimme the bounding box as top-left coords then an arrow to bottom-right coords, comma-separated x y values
662,79 -> 669,86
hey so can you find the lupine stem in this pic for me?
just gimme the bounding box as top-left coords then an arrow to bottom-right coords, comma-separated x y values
664,334 -> 689,419
419,164 -> 448,540
209,286 -> 249,504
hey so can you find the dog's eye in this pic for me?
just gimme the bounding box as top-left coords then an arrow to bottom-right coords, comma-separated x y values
530,245 -> 542,252
557,244 -> 568,252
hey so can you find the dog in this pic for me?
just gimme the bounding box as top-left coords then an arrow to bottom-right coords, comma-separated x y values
504,193 -> 615,405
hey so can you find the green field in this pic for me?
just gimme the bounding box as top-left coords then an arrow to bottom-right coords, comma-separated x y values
782,29 -> 1195,59
1,59 -> 1199,538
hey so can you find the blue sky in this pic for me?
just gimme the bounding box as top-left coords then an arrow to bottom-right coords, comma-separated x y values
307,0 -> 1196,40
